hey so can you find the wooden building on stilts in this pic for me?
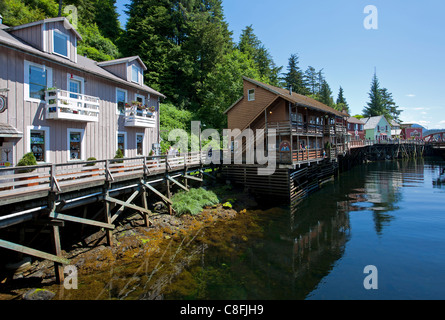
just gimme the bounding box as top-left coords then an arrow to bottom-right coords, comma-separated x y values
223,76 -> 349,204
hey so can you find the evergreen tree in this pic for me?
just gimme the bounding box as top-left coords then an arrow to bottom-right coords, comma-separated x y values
380,88 -> 401,121
363,72 -> 402,121
238,25 -> 281,86
363,72 -> 384,117
304,66 -> 318,96
318,80 -> 335,108
283,54 -> 308,95
336,86 -> 349,113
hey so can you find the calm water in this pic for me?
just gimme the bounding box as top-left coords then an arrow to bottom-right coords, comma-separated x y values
162,158 -> 445,300
57,158 -> 445,300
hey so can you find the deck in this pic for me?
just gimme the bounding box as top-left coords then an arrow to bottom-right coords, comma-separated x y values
0,153 -> 204,207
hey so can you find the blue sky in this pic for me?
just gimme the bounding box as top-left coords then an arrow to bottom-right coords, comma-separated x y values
116,0 -> 445,129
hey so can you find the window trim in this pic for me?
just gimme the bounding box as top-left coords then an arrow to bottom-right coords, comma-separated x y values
67,74 -> 85,98
116,88 -> 128,116
53,29 -> 70,59
117,131 -> 127,157
248,89 -> 255,101
27,126 -> 50,163
24,60 -> 53,103
136,132 -> 145,156
131,65 -> 140,84
134,93 -> 145,106
67,128 -> 85,162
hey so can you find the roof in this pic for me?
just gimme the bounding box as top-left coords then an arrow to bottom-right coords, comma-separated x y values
0,123 -> 23,138
225,76 -> 348,118
97,56 -> 147,71
0,21 -> 165,99
362,115 -> 389,130
347,116 -> 365,124
6,17 -> 82,40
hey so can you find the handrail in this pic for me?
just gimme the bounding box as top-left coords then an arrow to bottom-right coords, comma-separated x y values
0,152 -> 205,199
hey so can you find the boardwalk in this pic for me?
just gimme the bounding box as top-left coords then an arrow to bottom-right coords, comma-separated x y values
0,153 -> 203,206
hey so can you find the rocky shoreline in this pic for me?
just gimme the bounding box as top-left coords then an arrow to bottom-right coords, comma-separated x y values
0,185 -> 259,300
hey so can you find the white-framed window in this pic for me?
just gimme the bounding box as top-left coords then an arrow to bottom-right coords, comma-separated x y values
136,133 -> 145,156
248,89 -> 255,101
67,128 -> 85,161
53,29 -> 69,58
24,60 -> 53,102
135,93 -> 145,106
67,74 -> 84,99
117,132 -> 127,157
132,65 -> 141,84
27,126 -> 50,163
116,88 -> 127,115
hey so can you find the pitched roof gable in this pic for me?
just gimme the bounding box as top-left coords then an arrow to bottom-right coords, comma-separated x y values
7,17 -> 82,40
97,56 -> 147,71
225,76 -> 348,118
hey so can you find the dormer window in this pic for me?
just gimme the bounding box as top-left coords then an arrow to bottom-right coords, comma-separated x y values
53,30 -> 69,58
132,65 -> 141,84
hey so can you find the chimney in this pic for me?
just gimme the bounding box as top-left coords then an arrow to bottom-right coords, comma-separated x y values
289,85 -> 293,95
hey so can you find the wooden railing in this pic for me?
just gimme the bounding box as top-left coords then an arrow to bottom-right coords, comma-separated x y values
292,148 -> 324,162
45,89 -> 100,122
0,152 -> 205,199
124,106 -> 157,128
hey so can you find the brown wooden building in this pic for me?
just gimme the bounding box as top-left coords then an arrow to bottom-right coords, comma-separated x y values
224,76 -> 348,167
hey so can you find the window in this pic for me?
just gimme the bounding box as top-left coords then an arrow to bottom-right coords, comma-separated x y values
136,133 -> 144,156
68,74 -> 84,99
25,61 -> 52,101
132,65 -> 140,83
30,130 -> 46,162
248,89 -> 255,101
67,129 -> 85,161
116,88 -> 127,115
53,30 -> 69,58
117,132 -> 127,156
27,126 -> 50,163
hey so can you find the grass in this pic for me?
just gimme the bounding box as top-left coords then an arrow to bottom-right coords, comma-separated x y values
171,188 -> 219,216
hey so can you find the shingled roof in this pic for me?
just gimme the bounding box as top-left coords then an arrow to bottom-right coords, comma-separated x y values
225,76 -> 348,118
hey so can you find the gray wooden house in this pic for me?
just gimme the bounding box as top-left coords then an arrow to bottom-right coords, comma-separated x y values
0,17 -> 165,167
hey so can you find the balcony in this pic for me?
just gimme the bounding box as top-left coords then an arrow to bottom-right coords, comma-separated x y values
124,106 -> 156,128
45,89 -> 100,122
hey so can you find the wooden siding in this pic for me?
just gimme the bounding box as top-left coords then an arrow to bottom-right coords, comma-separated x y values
44,21 -> 77,63
101,63 -> 127,81
227,79 -> 277,130
0,47 -> 160,166
9,24 -> 43,51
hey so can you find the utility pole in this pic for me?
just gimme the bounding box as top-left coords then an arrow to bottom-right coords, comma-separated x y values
58,0 -> 63,17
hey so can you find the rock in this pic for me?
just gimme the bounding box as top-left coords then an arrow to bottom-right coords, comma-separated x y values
23,288 -> 55,300
5,257 -> 32,274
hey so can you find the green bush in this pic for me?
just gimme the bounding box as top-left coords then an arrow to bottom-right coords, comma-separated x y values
114,149 -> 124,163
171,188 -> 219,216
86,157 -> 97,166
17,152 -> 37,173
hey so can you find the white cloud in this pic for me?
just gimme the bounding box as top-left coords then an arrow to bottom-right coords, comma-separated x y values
413,107 -> 424,110
406,94 -> 416,98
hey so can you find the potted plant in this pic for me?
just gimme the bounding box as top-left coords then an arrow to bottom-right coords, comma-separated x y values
16,152 -> 39,187
114,149 -> 125,173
